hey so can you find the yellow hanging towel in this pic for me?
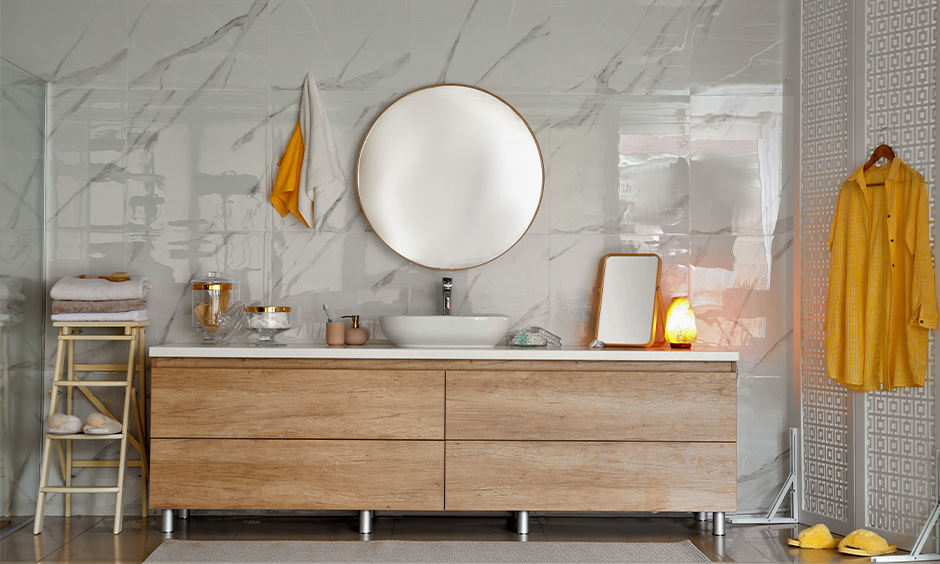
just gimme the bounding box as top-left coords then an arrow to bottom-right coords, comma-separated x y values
269,121 -> 309,228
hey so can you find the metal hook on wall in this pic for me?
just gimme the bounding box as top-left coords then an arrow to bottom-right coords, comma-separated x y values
880,126 -> 889,146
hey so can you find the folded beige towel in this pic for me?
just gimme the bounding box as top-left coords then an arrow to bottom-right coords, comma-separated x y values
50,276 -> 151,301
52,299 -> 147,314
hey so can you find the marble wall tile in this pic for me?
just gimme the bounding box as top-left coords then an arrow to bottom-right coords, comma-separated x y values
690,95 -> 784,236
47,89 -> 127,229
0,0 -> 127,88
0,67 -> 45,231
0,0 -> 800,515
126,230 -> 266,345
549,233 -> 691,346
127,0 -> 268,91
690,233 -> 793,509
268,0 -> 412,93
550,0 -> 690,96
550,95 -> 691,236
266,231 -> 410,343
691,0 -> 798,95
126,90 -> 268,232
406,234 -> 551,334
411,0 -> 551,92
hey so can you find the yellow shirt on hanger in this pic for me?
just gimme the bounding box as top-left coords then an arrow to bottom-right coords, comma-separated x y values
826,157 -> 938,391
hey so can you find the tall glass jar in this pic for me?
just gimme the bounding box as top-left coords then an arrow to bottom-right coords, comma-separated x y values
191,271 -> 238,342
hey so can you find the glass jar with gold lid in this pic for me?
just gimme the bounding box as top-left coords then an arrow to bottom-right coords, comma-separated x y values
191,271 -> 239,341
244,305 -> 292,346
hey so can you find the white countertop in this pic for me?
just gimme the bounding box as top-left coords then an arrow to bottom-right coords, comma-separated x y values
150,342 -> 738,362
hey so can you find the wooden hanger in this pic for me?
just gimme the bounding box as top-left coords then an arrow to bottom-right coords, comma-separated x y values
863,143 -> 895,171
862,127 -> 895,187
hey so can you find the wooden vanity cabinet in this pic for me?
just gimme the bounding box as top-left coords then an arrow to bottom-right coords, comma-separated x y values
149,357 -> 737,515
149,359 -> 446,510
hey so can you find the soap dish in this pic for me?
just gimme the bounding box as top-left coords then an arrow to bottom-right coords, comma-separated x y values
509,332 -> 548,347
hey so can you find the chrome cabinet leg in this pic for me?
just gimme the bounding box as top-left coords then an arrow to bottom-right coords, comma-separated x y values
693,512 -> 708,522
712,511 -> 725,536
178,509 -> 190,519
359,510 -> 373,535
516,511 -> 529,535
161,509 -> 174,533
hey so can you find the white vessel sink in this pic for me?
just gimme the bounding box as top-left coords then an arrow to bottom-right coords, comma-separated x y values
380,315 -> 511,348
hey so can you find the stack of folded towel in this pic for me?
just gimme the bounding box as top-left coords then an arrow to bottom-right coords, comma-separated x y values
0,275 -> 25,323
50,275 -> 151,322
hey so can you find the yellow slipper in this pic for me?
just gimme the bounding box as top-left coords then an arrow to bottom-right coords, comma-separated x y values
836,529 -> 897,556
787,523 -> 839,549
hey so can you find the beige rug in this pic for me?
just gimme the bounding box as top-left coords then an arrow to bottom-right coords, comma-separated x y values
144,539 -> 712,563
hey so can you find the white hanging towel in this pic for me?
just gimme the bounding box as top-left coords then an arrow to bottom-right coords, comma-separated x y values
297,72 -> 347,231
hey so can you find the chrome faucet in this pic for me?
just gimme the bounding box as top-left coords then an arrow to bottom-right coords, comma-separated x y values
442,277 -> 453,316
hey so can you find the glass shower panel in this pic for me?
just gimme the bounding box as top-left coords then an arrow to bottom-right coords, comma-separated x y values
0,58 -> 45,534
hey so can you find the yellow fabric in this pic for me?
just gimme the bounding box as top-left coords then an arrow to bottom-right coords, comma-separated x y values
797,524 -> 838,549
270,121 -> 309,228
826,157 -> 938,392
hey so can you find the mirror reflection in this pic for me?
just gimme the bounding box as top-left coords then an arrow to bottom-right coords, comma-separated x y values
595,254 -> 662,347
357,85 -> 543,270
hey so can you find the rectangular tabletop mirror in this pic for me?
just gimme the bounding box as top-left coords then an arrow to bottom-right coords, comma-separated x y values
594,253 -> 663,347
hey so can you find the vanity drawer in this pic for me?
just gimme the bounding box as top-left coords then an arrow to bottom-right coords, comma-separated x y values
150,439 -> 444,510
445,440 -> 736,512
151,368 -> 444,439
445,371 -> 736,441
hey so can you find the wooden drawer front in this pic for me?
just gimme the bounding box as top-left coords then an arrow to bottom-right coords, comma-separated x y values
151,369 -> 444,439
446,371 -> 735,441
150,439 -> 444,510
445,441 -> 736,512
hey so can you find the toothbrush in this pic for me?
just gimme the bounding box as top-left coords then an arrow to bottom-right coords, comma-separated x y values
323,304 -> 335,322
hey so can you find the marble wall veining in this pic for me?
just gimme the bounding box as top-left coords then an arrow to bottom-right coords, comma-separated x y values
0,0 -> 797,516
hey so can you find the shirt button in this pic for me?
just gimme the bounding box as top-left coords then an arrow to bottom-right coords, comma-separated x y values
891,239 -> 895,242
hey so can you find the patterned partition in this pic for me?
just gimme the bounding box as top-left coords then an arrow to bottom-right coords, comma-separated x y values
800,0 -> 939,546
799,0 -> 854,527
864,0 -> 937,540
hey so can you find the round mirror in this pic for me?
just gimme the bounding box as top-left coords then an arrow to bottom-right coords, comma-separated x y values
356,84 -> 544,270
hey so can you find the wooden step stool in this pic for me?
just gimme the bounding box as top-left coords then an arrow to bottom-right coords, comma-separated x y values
33,321 -> 148,535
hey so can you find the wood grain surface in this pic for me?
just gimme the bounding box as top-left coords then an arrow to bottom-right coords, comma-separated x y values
153,357 -> 734,373
445,441 -> 736,512
446,371 -> 736,441
150,439 -> 444,510
150,368 -> 444,439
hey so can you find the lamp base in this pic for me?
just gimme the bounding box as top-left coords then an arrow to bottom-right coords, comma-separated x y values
669,342 -> 692,349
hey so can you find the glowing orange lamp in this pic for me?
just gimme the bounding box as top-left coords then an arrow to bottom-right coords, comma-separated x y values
664,296 -> 697,349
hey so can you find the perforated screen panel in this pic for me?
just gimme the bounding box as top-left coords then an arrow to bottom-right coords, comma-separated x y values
864,0 -> 937,537
800,0 -> 853,523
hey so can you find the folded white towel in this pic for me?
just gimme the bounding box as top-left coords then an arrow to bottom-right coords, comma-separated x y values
50,277 -> 151,301
298,72 -> 347,231
1,291 -> 25,303
51,309 -> 148,322
0,276 -> 23,300
0,313 -> 24,323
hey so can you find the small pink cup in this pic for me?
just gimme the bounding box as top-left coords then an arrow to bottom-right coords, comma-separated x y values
325,321 -> 345,346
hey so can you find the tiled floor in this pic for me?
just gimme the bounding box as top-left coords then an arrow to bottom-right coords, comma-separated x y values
1,512 -> 904,563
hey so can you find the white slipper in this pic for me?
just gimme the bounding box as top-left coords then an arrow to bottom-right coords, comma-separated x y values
46,413 -> 82,434
83,412 -> 122,435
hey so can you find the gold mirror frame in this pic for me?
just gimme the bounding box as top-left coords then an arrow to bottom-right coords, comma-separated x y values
594,253 -> 665,348
356,84 -> 544,270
